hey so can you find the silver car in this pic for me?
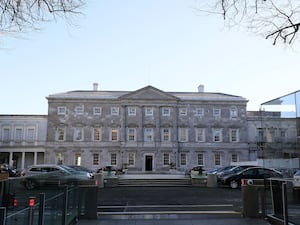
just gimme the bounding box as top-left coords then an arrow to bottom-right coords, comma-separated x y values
293,170 -> 300,190
21,164 -> 94,190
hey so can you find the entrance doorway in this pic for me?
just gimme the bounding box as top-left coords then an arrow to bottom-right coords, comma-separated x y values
145,155 -> 153,171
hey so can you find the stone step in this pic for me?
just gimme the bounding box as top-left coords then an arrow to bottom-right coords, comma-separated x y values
118,178 -> 191,186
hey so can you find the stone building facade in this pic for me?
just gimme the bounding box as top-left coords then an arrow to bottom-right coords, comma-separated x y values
45,85 -> 249,172
0,115 -> 47,169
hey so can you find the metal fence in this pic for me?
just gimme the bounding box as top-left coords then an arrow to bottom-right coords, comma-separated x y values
265,178 -> 300,225
0,177 -> 98,225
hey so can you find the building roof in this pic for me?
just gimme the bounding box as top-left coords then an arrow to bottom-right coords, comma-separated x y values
47,85 -> 248,103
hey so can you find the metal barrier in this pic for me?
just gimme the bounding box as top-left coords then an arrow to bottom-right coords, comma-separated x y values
241,179 -> 266,218
0,178 -> 98,225
264,178 -> 300,225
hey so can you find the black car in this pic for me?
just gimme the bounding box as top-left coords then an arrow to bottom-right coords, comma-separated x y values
217,165 -> 256,181
221,167 -> 282,189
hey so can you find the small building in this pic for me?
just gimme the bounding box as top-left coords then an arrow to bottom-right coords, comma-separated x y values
0,115 -> 47,169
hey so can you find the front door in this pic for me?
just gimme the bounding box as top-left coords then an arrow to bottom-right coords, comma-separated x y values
145,155 -> 153,171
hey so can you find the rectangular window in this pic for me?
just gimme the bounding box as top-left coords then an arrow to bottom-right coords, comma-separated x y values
195,108 -> 204,116
75,153 -> 81,166
213,108 -> 221,119
257,128 -> 264,142
57,153 -> 63,165
180,153 -> 187,166
2,128 -> 10,142
127,128 -> 136,141
179,128 -> 188,142
111,153 -> 117,165
27,128 -> 35,142
15,128 -> 23,142
213,128 -> 222,142
93,107 -> 102,115
231,153 -> 238,162
198,153 -> 204,166
267,129 -> 274,142
161,128 -> 170,142
214,152 -> 221,166
94,128 -> 101,141
111,107 -> 119,116
179,108 -> 187,116
111,128 -> 119,141
163,153 -> 170,166
74,127 -> 83,141
93,153 -> 99,165
128,152 -> 135,166
75,105 -> 84,114
128,107 -> 136,116
57,128 -> 65,141
230,107 -> 238,119
144,128 -> 154,142
57,106 -> 67,115
145,107 -> 153,116
162,107 -> 170,116
230,129 -> 239,142
195,128 -> 205,142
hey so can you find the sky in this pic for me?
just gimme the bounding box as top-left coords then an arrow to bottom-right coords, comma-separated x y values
1,0 -> 300,115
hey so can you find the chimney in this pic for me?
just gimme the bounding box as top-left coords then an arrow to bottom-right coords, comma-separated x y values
93,83 -> 99,91
198,84 -> 204,92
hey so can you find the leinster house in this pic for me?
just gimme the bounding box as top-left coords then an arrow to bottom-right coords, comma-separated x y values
44,84 -> 249,172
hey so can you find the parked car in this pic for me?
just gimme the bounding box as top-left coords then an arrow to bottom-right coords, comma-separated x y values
293,170 -> 300,190
207,165 -> 236,175
21,164 -> 94,190
221,167 -> 282,189
217,165 -> 256,181
67,165 -> 94,176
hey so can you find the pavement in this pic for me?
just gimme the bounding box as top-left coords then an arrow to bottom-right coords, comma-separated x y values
76,174 -> 271,225
77,215 -> 271,225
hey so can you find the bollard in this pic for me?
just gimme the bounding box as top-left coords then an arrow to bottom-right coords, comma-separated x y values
0,207 -> 6,225
38,193 -> 45,225
28,197 -> 35,225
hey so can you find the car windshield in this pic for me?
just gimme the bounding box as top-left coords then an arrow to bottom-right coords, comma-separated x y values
295,170 -> 300,176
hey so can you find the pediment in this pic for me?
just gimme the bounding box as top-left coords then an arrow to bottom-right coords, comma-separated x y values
120,86 -> 178,101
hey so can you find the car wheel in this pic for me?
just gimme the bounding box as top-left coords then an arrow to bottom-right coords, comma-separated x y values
25,180 -> 36,190
230,180 -> 239,189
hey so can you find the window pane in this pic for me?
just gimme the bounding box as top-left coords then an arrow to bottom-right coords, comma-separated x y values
162,128 -> 170,142
128,153 -> 135,166
163,153 -> 170,166
94,128 -> 101,141
15,128 -> 22,142
144,128 -> 153,142
93,107 -> 102,115
27,128 -> 35,142
111,153 -> 117,165
180,153 -> 187,165
198,153 -> 204,165
145,107 -> 153,116
93,153 -> 99,165
128,128 -> 136,141
74,128 -> 83,141
57,107 -> 66,115
75,153 -> 81,166
215,153 -> 221,166
3,128 -> 10,142
111,128 -> 118,141
57,128 -> 65,141
196,128 -> 205,142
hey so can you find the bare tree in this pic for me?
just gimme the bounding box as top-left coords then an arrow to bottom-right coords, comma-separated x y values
0,0 -> 85,37
195,0 -> 300,45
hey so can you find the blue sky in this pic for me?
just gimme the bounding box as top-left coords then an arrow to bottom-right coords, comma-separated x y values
1,0 -> 300,114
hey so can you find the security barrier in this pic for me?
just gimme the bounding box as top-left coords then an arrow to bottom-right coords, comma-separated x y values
241,179 -> 266,218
